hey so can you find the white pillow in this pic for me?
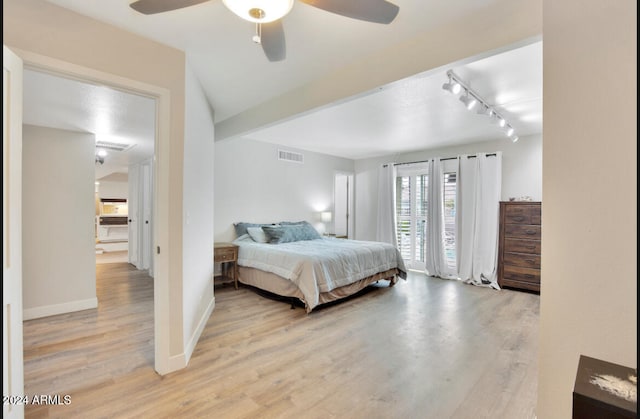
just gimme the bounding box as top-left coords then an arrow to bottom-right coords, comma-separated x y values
246,226 -> 270,243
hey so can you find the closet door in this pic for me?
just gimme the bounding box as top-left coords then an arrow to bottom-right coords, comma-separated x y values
128,164 -> 140,266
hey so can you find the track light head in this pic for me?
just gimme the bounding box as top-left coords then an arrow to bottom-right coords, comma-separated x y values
442,75 -> 462,95
477,105 -> 494,117
511,136 -> 519,143
505,126 -> 515,136
459,91 -> 477,110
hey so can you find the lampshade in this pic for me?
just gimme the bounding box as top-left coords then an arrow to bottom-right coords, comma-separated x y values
321,211 -> 332,223
222,0 -> 294,23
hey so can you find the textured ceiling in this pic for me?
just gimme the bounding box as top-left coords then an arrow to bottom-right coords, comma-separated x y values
246,41 -> 542,159
25,0 -> 542,164
22,69 -> 156,180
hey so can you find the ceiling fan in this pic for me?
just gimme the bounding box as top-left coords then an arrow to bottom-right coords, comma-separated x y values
129,0 -> 400,62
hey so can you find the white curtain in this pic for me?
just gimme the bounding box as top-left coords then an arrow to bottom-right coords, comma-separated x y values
456,152 -> 502,288
424,158 -> 455,278
376,163 -> 397,246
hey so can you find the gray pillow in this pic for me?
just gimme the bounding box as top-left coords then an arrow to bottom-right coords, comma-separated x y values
234,222 -> 276,237
262,223 -> 322,244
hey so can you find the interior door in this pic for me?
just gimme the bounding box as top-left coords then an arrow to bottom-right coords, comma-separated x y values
128,163 -> 139,266
334,173 -> 354,238
3,44 -> 25,419
140,159 -> 153,272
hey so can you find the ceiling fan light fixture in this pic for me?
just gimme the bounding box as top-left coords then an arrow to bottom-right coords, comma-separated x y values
222,0 -> 294,23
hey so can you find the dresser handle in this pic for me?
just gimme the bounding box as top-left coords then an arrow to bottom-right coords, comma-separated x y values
512,216 -> 525,221
525,259 -> 536,265
525,230 -> 536,235
526,245 -> 536,250
525,274 -> 534,279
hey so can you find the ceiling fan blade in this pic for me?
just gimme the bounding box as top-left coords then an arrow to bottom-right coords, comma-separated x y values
129,0 -> 209,15
299,0 -> 399,24
261,21 -> 286,62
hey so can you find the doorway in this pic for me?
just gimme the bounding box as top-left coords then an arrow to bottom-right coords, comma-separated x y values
17,51 -> 171,374
334,172 -> 354,238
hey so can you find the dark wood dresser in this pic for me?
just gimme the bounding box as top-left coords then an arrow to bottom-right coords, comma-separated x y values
498,201 -> 541,292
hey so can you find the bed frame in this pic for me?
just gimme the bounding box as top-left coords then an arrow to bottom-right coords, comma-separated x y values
238,266 -> 400,312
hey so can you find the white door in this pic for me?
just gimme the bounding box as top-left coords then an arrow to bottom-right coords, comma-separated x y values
334,173 -> 354,238
3,45 -> 25,419
128,164 -> 139,266
140,159 -> 153,272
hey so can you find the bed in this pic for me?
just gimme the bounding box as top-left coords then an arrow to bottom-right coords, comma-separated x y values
232,221 -> 407,312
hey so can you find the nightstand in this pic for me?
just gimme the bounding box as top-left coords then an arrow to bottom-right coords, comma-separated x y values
214,242 -> 239,289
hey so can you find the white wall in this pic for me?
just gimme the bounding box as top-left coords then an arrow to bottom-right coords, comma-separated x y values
5,0 -> 189,374
214,137 -> 354,241
22,125 -> 97,319
354,134 -> 542,241
97,180 -> 128,200
182,62 -> 216,363
538,1 -> 637,417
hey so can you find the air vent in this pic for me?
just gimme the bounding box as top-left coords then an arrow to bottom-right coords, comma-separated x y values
278,149 -> 304,164
96,140 -> 135,152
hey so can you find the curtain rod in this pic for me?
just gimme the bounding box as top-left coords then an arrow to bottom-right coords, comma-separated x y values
383,153 -> 497,168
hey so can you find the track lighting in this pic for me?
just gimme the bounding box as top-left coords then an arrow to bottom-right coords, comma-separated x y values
477,105 -> 494,117
442,74 -> 462,95
505,126 -> 514,137
443,69 -> 518,142
459,91 -> 477,110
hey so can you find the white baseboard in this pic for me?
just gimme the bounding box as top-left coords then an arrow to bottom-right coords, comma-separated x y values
161,296 -> 216,375
184,296 -> 216,364
23,297 -> 98,320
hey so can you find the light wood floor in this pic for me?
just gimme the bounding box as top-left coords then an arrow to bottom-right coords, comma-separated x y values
23,264 -> 539,418
95,250 -> 129,264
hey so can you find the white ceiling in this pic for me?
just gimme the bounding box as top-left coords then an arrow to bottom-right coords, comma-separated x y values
22,69 -> 156,180
246,41 -> 542,159
26,0 -> 542,164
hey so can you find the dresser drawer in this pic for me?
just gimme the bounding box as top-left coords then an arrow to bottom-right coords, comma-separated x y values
214,248 -> 237,262
504,204 -> 541,225
504,252 -> 541,269
504,238 -> 540,254
503,265 -> 540,284
504,224 -> 541,240
500,277 -> 540,292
